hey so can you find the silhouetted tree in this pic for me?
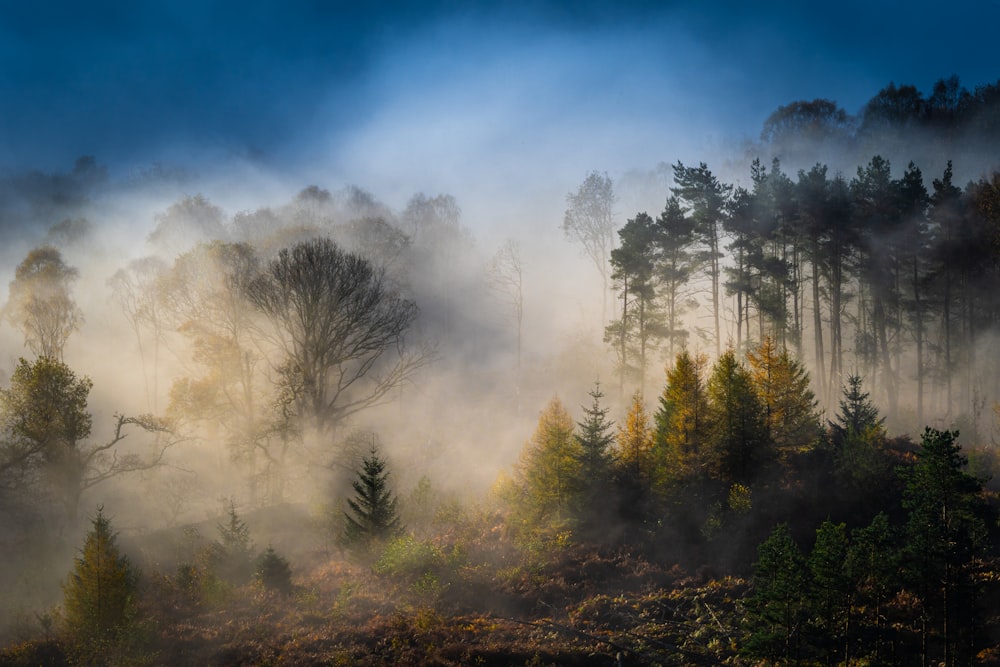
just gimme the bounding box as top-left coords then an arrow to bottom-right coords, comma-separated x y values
246,237 -> 428,438
572,383 -> 615,536
606,211 -> 662,394
672,162 -> 730,355
706,351 -> 767,483
654,196 -> 698,358
343,444 -> 401,547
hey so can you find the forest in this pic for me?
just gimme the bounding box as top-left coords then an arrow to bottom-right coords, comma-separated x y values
2,76 -> 1000,666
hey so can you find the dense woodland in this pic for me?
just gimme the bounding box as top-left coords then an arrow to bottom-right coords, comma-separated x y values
2,76 -> 1000,665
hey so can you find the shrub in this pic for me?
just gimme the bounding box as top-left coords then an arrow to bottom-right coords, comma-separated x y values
255,546 -> 293,594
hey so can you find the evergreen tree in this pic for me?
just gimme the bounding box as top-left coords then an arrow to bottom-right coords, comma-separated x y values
654,196 -> 698,358
62,507 -> 138,642
255,546 -> 293,594
744,523 -> 807,664
706,351 -> 767,483
213,500 -> 256,584
573,383 -> 615,532
605,211 -> 662,395
807,520 -> 851,666
846,512 -> 899,664
831,374 -> 889,488
672,162 -> 731,356
614,391 -> 655,535
344,443 -> 402,546
900,428 -> 988,667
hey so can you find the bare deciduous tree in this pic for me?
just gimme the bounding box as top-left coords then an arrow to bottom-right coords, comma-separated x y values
246,237 -> 430,439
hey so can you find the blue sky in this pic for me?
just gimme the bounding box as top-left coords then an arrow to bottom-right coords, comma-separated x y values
0,1 -> 997,202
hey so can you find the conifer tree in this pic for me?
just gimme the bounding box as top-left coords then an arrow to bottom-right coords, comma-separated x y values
62,507 -> 138,642
706,351 -> 767,483
807,520 -> 851,666
900,428 -> 988,666
833,374 -> 884,438
830,374 -> 888,486
746,335 -> 821,454
744,523 -> 807,664
614,391 -> 655,533
255,546 -> 293,594
572,383 -> 615,535
513,396 -> 581,526
213,500 -> 255,584
344,443 -> 401,546
654,350 -> 710,480
846,512 -> 898,663
616,390 -> 654,484
575,382 -> 615,481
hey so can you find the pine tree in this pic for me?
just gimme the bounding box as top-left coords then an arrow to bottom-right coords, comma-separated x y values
833,374 -> 883,438
575,382 -> 615,481
255,546 -> 293,594
846,512 -> 899,664
344,443 -> 401,547
62,507 -> 138,642
830,374 -> 888,487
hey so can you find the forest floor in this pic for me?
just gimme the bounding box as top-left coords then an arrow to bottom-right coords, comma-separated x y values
0,507 -> 748,666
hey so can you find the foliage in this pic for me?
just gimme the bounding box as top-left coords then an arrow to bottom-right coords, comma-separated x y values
571,383 -> 615,537
900,428 -> 989,665
562,171 -> 616,323
0,357 -> 175,525
743,523 -> 806,663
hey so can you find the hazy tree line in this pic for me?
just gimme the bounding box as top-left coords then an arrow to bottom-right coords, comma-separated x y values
586,126 -> 1000,435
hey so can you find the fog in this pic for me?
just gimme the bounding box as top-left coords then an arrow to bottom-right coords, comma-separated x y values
2,2 -> 1000,651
